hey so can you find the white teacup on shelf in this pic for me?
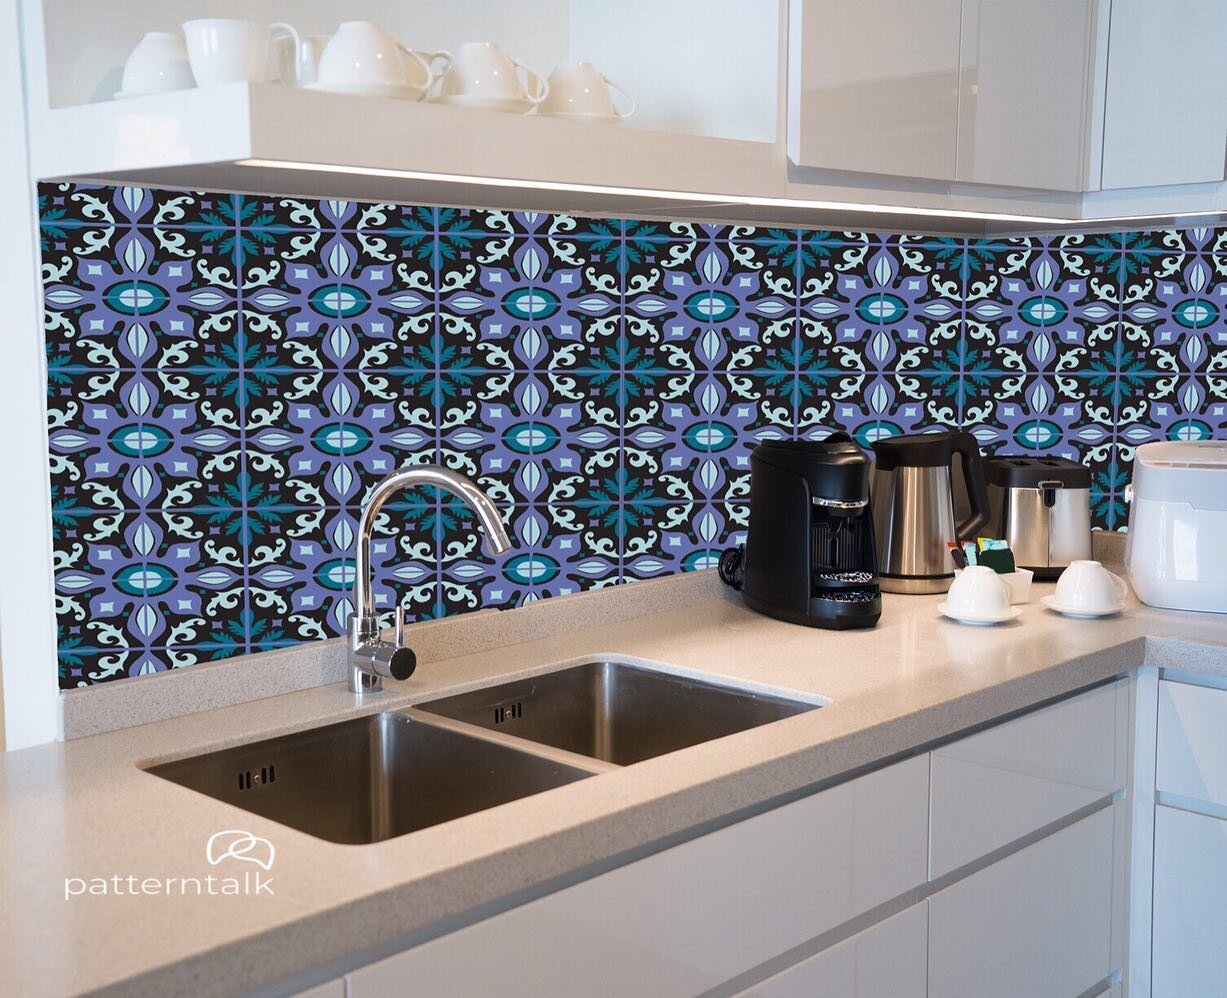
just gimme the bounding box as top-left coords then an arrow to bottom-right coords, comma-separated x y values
115,31 -> 195,98
539,61 -> 634,122
309,21 -> 445,100
431,41 -> 548,113
182,19 -> 302,87
1042,560 -> 1128,618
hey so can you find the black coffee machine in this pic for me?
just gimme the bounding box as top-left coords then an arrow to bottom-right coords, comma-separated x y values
720,435 -> 881,629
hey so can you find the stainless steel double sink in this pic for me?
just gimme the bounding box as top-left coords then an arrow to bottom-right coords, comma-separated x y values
147,660 -> 821,845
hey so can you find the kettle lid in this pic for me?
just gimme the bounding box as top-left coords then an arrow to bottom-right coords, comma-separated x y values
872,429 -> 970,470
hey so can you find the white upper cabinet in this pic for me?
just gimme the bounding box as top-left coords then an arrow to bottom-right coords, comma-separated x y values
1100,0 -> 1227,190
19,0 -> 1227,230
789,0 -> 1103,190
787,0 -> 962,181
955,0 -> 1098,191
786,0 -> 1227,220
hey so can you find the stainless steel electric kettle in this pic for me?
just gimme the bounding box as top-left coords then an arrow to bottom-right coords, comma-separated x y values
870,430 -> 991,594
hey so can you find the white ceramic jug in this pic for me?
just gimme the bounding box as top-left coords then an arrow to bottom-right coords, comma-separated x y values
182,19 -> 301,87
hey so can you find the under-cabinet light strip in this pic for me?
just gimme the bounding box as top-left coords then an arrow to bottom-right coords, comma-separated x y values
237,158 -> 1227,227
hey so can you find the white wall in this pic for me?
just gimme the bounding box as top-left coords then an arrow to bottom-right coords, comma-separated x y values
2,0 -> 60,749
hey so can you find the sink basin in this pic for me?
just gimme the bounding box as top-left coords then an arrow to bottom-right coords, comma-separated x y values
417,660 -> 821,766
146,712 -> 598,844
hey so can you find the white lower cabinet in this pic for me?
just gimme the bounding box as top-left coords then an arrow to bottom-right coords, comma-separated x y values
1151,804 -> 1227,997
928,804 -> 1119,998
737,902 -> 927,998
929,679 -> 1127,879
348,755 -> 928,998
1156,679 -> 1227,808
337,683 -> 1135,998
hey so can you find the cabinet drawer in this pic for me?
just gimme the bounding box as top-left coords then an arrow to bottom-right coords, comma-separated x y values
1152,805 -> 1227,997
737,902 -> 927,998
1157,679 -> 1227,807
929,679 -> 1126,879
348,755 -> 929,998
928,805 -> 1118,998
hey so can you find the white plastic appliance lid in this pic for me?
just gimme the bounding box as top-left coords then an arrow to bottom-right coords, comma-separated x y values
1135,440 -> 1227,470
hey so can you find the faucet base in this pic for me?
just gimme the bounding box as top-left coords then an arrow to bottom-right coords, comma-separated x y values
350,668 -> 383,694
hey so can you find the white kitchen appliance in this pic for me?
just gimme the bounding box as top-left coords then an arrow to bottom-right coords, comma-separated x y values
1125,441 -> 1227,614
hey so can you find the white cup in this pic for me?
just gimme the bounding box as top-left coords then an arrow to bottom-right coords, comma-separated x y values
1053,560 -> 1128,612
117,31 -> 195,98
314,21 -> 445,99
182,19 -> 301,87
946,565 -> 1011,618
435,41 -> 547,104
281,33 -> 330,87
539,61 -> 634,120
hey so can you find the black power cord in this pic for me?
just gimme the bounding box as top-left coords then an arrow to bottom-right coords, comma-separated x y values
718,545 -> 745,590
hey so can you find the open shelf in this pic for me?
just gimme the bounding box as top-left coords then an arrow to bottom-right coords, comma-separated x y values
31,82 -> 788,221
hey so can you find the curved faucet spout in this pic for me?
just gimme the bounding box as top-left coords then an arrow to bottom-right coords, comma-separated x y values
348,464 -> 512,693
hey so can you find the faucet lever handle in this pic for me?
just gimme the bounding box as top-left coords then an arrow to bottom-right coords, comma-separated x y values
394,604 -> 406,645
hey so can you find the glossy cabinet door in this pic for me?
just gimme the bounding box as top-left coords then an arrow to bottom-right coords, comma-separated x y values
738,902 -> 927,998
928,805 -> 1118,998
291,981 -> 345,998
1152,805 -> 1227,997
929,678 -> 1127,879
1101,0 -> 1227,189
955,0 -> 1097,191
348,755 -> 929,998
1156,679 -> 1227,809
788,0 -> 962,180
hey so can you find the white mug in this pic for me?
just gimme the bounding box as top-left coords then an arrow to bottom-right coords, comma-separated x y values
314,21 -> 445,99
281,33 -> 330,88
946,565 -> 1011,617
434,41 -> 547,104
539,61 -> 634,120
117,31 -> 195,98
182,19 -> 301,87
1053,560 -> 1128,612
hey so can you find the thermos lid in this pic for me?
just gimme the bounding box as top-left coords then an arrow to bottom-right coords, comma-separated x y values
984,455 -> 1090,489
872,429 -> 972,470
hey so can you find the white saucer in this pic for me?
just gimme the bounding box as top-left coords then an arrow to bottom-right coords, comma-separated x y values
1041,595 -> 1125,619
305,81 -> 426,100
113,89 -> 175,100
431,93 -> 536,114
938,604 -> 1022,626
537,111 -> 625,125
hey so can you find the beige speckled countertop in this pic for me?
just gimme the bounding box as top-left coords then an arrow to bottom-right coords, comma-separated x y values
3,561 -> 1226,998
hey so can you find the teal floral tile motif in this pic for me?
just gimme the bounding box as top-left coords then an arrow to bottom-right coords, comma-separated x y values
40,182 -> 1227,687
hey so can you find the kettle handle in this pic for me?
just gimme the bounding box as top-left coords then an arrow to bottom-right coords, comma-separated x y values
952,431 -> 991,540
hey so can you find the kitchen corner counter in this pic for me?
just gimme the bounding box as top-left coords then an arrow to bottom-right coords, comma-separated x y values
3,567 -> 1226,997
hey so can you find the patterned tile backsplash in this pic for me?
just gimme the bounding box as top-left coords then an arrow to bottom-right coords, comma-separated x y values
41,183 -> 1226,687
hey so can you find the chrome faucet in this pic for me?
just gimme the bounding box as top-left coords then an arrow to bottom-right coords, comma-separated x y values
348,464 -> 512,694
